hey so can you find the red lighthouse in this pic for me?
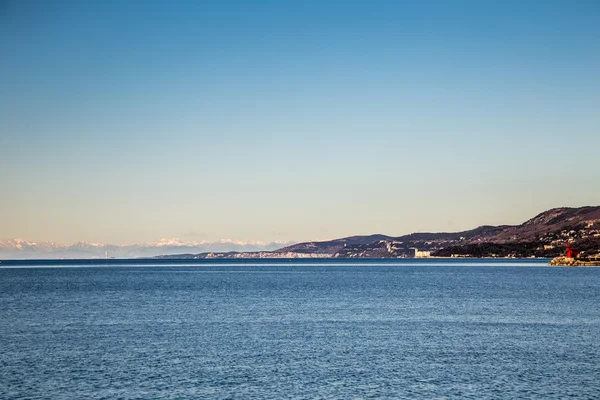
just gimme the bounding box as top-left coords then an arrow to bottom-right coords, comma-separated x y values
566,244 -> 578,259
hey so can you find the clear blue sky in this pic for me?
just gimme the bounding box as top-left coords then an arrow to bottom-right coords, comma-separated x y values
1,0 -> 599,245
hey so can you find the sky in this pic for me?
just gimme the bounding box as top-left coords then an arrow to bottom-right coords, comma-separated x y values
1,0 -> 599,245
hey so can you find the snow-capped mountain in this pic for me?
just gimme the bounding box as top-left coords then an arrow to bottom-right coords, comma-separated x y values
0,238 -> 294,260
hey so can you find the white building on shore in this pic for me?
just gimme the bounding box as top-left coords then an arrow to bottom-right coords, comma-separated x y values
414,248 -> 431,258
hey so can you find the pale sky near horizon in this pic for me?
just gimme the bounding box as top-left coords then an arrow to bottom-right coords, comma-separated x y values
1,0 -> 599,245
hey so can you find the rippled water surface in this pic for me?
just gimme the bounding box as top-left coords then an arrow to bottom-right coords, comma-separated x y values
1,259 -> 599,399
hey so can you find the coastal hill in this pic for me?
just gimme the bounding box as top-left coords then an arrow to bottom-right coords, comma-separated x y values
160,206 -> 600,259
433,206 -> 600,258
458,206 -> 600,244
276,225 -> 509,258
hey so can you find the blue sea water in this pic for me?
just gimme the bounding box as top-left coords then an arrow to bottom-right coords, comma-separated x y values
1,259 -> 599,399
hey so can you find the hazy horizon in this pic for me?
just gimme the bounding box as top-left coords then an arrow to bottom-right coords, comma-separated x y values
2,1 -> 599,245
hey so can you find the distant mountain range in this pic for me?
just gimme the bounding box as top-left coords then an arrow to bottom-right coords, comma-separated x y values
3,206 -> 599,260
0,238 -> 293,260
159,206 -> 600,259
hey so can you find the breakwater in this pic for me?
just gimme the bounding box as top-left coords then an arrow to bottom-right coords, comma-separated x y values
549,256 -> 600,266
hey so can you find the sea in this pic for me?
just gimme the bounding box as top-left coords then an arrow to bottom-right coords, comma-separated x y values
1,259 -> 599,399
